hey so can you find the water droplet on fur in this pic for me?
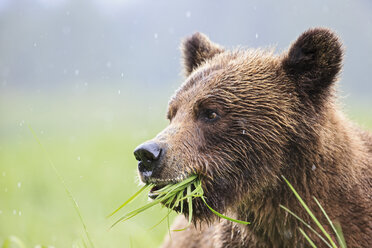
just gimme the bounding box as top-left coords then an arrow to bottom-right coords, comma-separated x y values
185,11 -> 191,18
312,164 -> 316,171
242,130 -> 246,134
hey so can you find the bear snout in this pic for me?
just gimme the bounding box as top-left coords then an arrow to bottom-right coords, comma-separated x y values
134,141 -> 164,182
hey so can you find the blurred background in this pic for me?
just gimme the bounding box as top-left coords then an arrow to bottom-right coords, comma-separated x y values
0,0 -> 371,247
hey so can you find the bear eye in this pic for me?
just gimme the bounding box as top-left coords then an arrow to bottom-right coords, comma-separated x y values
202,109 -> 220,122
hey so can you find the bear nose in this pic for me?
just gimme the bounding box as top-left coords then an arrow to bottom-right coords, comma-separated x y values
134,141 -> 162,174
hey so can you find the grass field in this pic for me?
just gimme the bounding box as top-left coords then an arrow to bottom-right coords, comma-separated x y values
0,88 -> 371,248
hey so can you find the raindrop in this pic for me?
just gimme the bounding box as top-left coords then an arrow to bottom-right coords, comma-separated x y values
255,33 -> 259,39
77,156 -> 81,161
121,72 -> 124,78
4,187 -> 8,193
0,210 -> 2,214
2,171 -> 5,177
106,61 -> 112,68
33,42 -> 37,47
118,89 -> 121,95
17,182 -> 22,188
40,130 -> 44,134
312,164 -> 316,171
84,82 -> 88,87
185,11 -> 191,18
19,120 -> 25,127
18,211 -> 22,216
80,176 -> 83,179
74,69 -> 80,76
154,33 -> 158,39
13,209 -> 17,215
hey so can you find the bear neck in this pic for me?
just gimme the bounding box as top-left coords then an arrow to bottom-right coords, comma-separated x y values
225,108 -> 366,247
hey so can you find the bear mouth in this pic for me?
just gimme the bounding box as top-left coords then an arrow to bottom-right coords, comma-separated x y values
147,174 -> 188,199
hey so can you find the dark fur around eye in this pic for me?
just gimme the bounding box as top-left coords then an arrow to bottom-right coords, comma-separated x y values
200,109 -> 220,123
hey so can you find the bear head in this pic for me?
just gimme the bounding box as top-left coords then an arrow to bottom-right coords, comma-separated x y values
134,28 -> 343,222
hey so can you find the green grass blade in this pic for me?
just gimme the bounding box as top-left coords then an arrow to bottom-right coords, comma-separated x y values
28,125 -> 95,248
81,238 -> 88,248
180,195 -> 184,214
149,196 -> 179,231
176,184 -> 203,202
313,196 -> 346,248
313,197 -> 346,248
187,185 -> 193,225
281,176 -> 337,248
334,222 -> 346,248
171,189 -> 185,211
173,185 -> 194,232
299,227 -> 317,248
280,205 -> 332,248
108,184 -> 152,218
2,236 -> 26,248
111,200 -> 161,227
153,183 -> 176,194
149,210 -> 172,230
201,196 -> 250,225
167,209 -> 171,238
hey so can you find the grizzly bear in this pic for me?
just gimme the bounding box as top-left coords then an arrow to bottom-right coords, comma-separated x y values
133,28 -> 372,247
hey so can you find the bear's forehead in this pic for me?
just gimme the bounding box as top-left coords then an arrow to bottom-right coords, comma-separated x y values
186,49 -> 278,86
167,50 -> 281,116
181,51 -> 278,92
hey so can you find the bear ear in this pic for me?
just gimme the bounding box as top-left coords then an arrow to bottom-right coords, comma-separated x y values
282,28 -> 343,98
181,32 -> 224,77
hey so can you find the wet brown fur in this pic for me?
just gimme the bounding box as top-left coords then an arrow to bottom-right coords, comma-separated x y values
142,28 -> 372,247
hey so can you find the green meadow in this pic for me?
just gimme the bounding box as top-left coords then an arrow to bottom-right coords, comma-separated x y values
0,87 -> 176,247
0,87 -> 371,248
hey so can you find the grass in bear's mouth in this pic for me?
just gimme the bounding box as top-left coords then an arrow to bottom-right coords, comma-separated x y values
109,175 -> 250,230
